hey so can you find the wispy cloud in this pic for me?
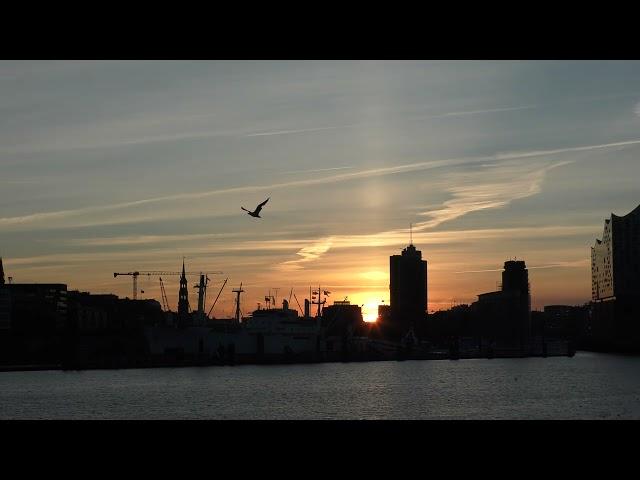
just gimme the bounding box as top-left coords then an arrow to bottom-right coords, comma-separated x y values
271,223 -> 598,272
281,166 -> 354,175
2,102 -> 536,155
454,258 -> 590,274
439,105 -> 537,117
0,157 -> 475,227
65,233 -> 240,247
276,238 -> 334,271
243,105 -> 538,138
244,125 -> 359,137
414,160 -> 573,229
276,160 -> 575,269
2,137 -> 640,229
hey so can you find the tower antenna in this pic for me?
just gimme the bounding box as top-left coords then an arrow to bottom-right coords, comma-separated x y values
410,223 -> 413,245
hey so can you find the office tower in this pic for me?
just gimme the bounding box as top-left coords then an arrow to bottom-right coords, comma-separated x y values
389,243 -> 428,337
473,260 -> 531,350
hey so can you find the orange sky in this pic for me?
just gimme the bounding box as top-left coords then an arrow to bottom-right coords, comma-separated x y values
2,61 -> 639,317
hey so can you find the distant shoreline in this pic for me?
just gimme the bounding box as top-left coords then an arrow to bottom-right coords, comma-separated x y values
0,350 -> 584,373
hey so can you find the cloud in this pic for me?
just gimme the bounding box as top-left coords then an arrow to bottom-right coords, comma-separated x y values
493,139 -> 640,161
244,125 -> 359,137
275,160 -> 575,269
2,137 -> 639,230
65,233 -> 240,247
414,161 -> 573,230
281,166 -> 354,175
276,238 -> 334,271
439,105 -> 537,117
454,258 -> 590,274
3,102 -> 541,154
0,157 -> 475,227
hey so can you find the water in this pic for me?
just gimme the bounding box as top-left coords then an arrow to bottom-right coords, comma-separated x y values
1,352 -> 639,419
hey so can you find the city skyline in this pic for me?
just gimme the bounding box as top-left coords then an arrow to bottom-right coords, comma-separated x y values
2,61 -> 640,318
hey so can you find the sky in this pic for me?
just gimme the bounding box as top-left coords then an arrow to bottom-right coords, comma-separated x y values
1,60 -> 640,320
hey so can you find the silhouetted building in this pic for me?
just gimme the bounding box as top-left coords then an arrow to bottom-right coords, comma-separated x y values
66,291 -> 164,332
0,258 -> 9,330
389,243 -> 427,338
67,292 -> 114,332
591,204 -> 640,301
0,287 -> 10,330
472,260 -> 531,350
0,283 -> 68,334
177,260 -> 190,326
589,204 -> 640,350
63,291 -> 163,368
543,305 -> 588,341
425,304 -> 474,343
322,300 -> 365,337
377,304 -> 391,323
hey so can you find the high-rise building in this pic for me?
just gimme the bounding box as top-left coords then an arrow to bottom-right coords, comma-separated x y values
389,243 -> 428,337
589,204 -> 640,350
472,260 -> 531,349
0,257 -> 5,285
591,204 -> 640,301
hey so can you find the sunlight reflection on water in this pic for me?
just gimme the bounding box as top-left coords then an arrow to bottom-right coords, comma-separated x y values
1,352 -> 639,419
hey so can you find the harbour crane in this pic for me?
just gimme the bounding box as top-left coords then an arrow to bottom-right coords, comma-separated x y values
159,277 -> 171,311
207,277 -> 228,318
193,274 -> 211,315
113,270 -> 222,300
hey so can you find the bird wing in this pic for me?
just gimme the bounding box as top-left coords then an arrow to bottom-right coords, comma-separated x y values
254,197 -> 270,213
241,207 -> 250,213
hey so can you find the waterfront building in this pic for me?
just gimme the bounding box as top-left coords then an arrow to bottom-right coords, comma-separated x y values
66,291 -> 164,332
542,305 -> 588,340
0,283 -> 68,333
591,204 -> 640,301
389,243 -> 428,338
472,260 -> 531,350
322,300 -> 365,337
589,204 -> 640,350
0,287 -> 10,330
145,299 -> 324,363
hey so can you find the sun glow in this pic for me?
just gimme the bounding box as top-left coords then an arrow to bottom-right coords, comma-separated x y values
362,300 -> 383,323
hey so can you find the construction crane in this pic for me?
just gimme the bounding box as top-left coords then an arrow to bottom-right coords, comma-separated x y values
193,274 -> 213,316
159,277 -> 171,311
207,277 -> 228,318
113,270 -> 222,300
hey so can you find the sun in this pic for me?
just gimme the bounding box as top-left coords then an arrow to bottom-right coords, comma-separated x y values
362,300 -> 381,323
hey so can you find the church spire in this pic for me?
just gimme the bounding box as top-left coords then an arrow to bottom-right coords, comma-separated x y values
178,258 -> 190,324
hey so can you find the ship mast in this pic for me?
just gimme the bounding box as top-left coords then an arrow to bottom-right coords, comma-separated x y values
312,285 -> 327,317
232,283 -> 244,323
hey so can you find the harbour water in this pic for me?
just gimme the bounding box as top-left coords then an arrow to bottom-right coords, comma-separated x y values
1,351 -> 639,419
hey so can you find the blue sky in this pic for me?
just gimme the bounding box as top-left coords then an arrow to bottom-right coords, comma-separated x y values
2,60 -> 640,317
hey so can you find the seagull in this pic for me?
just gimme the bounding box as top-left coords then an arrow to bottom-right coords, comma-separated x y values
241,197 -> 270,218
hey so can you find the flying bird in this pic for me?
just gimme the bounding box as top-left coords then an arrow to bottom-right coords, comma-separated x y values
241,197 -> 270,218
